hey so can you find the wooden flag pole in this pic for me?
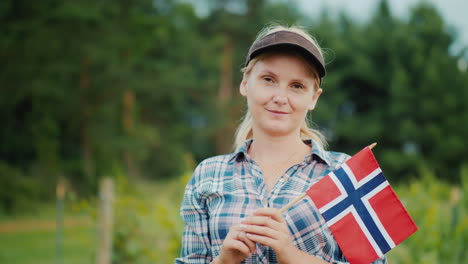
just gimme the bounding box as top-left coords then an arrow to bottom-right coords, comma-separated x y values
279,193 -> 307,213
279,142 -> 378,214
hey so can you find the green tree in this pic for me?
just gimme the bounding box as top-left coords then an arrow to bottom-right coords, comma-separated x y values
312,0 -> 468,182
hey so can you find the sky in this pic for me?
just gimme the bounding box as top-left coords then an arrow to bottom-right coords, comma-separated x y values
185,0 -> 467,55
297,0 -> 468,54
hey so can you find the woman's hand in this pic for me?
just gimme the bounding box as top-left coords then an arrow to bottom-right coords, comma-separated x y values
215,224 -> 256,264
240,208 -> 296,263
240,208 -> 330,264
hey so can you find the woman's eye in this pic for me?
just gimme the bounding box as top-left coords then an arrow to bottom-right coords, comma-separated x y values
292,83 -> 304,89
263,76 -> 273,82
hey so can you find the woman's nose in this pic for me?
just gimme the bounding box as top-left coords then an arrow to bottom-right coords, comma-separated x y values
272,87 -> 288,104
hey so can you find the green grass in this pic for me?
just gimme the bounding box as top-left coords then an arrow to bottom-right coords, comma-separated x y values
0,221 -> 94,264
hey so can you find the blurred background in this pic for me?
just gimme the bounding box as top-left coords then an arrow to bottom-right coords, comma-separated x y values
0,0 -> 467,263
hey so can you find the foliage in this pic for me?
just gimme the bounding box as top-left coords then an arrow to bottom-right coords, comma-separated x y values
311,0 -> 468,182
0,162 -> 44,214
387,164 -> 468,263
111,172 -> 188,264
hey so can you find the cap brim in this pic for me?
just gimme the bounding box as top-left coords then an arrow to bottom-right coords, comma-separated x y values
247,43 -> 326,78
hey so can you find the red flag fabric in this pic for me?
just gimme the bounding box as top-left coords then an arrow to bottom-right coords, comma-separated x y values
306,146 -> 418,264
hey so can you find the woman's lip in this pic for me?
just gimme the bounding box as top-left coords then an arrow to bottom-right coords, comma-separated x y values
268,110 -> 288,114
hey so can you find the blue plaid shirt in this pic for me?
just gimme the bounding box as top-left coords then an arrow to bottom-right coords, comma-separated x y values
176,139 -> 387,264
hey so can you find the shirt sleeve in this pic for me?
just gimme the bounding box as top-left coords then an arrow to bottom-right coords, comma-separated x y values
175,163 -> 213,264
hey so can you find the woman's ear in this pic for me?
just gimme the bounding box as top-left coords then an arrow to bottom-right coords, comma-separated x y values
308,88 -> 322,110
240,78 -> 248,97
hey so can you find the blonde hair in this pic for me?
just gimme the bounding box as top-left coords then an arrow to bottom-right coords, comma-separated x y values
233,25 -> 327,150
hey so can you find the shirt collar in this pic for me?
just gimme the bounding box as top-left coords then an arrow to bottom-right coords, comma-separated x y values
229,138 -> 331,165
304,139 -> 332,165
229,139 -> 253,162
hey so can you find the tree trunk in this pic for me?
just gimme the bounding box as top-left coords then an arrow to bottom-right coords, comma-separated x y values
122,90 -> 137,178
80,57 -> 94,179
216,33 -> 234,154
218,33 -> 233,103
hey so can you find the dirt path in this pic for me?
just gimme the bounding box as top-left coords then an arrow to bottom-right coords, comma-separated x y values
0,217 -> 93,233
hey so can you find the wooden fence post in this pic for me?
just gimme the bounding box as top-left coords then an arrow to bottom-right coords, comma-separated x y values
56,178 -> 66,264
97,177 -> 114,264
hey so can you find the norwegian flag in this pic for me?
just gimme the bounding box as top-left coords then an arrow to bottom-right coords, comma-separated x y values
306,146 -> 418,264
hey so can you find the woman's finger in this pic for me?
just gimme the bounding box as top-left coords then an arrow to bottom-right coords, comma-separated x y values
229,225 -> 255,253
245,232 -> 276,248
228,238 -> 251,255
240,222 -> 282,239
220,226 -> 252,258
241,215 -> 284,232
252,208 -> 285,223
237,231 -> 257,253
231,225 -> 256,253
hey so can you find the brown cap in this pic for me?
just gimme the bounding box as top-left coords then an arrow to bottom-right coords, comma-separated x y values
245,30 -> 326,83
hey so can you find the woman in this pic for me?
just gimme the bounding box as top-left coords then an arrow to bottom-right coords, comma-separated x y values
176,25 -> 387,264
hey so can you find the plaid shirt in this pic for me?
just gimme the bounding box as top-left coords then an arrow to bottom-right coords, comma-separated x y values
176,139 -> 387,264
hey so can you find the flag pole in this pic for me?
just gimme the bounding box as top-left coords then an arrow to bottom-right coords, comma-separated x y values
279,193 -> 307,213
279,142 -> 378,214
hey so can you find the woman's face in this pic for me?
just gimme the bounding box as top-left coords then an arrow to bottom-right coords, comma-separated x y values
240,53 -> 322,138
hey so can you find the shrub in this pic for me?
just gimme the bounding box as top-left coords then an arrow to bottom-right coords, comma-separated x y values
387,165 -> 467,263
